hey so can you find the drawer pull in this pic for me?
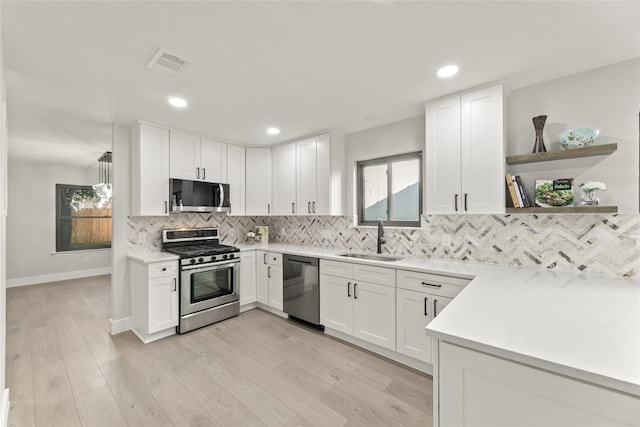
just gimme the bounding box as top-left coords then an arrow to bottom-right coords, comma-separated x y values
173,278 -> 177,292
421,281 -> 442,288
424,297 -> 428,316
353,283 -> 358,299
347,281 -> 351,297
162,267 -> 167,272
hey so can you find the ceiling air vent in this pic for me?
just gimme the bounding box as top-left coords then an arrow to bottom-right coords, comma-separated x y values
146,49 -> 190,75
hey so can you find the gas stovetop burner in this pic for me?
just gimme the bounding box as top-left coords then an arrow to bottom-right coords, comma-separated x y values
161,227 -> 240,267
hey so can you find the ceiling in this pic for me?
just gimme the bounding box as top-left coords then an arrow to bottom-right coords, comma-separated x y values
2,1 -> 639,167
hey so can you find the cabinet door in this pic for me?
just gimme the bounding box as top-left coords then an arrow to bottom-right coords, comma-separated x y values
272,143 -> 297,215
460,85 -> 505,214
425,95 -> 461,214
268,264 -> 283,311
132,124 -> 170,216
396,288 -> 432,363
200,137 -> 227,183
239,251 -> 256,306
256,251 -> 269,304
313,133 -> 331,215
227,144 -> 245,216
439,342 -> 639,427
245,148 -> 272,215
169,129 -> 200,180
353,281 -> 396,350
296,137 -> 316,216
148,275 -> 178,334
320,274 -> 353,335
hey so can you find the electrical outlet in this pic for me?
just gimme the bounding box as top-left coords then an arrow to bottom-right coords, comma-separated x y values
442,234 -> 451,247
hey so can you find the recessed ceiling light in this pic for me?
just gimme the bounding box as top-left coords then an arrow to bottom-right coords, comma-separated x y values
267,127 -> 280,135
168,97 -> 187,108
437,64 -> 459,78
362,114 -> 378,121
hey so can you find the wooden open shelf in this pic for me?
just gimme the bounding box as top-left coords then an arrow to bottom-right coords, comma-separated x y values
506,206 -> 618,214
506,143 -> 618,166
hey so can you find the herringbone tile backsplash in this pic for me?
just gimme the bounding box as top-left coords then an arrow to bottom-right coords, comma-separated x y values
129,213 -> 640,277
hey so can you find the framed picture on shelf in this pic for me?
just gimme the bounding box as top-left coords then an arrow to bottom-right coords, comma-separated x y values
535,178 -> 574,207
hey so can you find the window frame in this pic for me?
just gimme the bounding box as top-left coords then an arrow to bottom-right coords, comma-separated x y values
55,183 -> 112,252
356,151 -> 423,227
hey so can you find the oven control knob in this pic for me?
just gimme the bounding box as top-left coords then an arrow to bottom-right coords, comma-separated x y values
228,253 -> 235,259
211,256 -> 216,262
222,254 -> 228,260
198,257 -> 204,263
189,259 -> 196,264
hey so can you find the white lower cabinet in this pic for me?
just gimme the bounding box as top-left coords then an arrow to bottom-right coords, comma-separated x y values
396,269 -> 468,363
130,259 -> 179,343
320,260 -> 396,351
437,341 -> 640,427
239,251 -> 256,306
256,251 -> 283,311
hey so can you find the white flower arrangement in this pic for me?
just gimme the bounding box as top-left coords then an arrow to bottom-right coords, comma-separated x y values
580,181 -> 607,191
246,231 -> 257,239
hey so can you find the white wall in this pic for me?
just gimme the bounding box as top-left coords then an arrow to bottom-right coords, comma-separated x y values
110,123 -> 131,332
344,115 -> 425,218
508,58 -> 639,213
344,59 -> 639,215
6,160 -> 111,286
0,1 -> 7,399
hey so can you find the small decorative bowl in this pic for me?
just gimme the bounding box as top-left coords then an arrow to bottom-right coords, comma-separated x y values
558,127 -> 600,149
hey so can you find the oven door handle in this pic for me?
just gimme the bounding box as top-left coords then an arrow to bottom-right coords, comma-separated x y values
181,259 -> 239,272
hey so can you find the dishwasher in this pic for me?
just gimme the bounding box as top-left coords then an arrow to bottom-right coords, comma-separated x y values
282,254 -> 322,329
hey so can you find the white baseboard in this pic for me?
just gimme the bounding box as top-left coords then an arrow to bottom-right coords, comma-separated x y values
1,388 -> 9,427
110,317 -> 132,335
6,267 -> 112,288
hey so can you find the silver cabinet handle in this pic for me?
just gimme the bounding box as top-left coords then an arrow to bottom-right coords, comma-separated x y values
164,201 -> 168,214
464,193 -> 468,212
173,278 -> 177,292
353,283 -> 358,299
308,201 -> 311,213
268,266 -> 271,278
312,201 -> 316,213
347,281 -> 351,297
263,253 -> 267,264
196,167 -> 200,179
424,297 -> 428,316
292,202 -> 295,214
267,203 -> 271,214
454,194 -> 459,212
203,168 -> 206,180
421,281 -> 442,288
162,267 -> 167,272
433,299 -> 438,317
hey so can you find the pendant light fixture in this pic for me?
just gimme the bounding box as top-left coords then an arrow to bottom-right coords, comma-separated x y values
93,151 -> 112,208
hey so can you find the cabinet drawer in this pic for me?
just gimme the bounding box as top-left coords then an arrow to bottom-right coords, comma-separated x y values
148,261 -> 178,279
396,269 -> 470,298
353,264 -> 395,287
268,253 -> 282,266
320,260 -> 353,278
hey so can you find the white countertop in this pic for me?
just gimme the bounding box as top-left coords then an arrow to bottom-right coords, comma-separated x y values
131,242 -> 640,395
127,250 -> 179,264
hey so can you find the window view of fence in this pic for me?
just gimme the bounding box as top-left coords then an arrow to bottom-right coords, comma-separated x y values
56,184 -> 112,252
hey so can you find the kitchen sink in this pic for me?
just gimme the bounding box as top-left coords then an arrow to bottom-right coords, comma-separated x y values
338,253 -> 403,262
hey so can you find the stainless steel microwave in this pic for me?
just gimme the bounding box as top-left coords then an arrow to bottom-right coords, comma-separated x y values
169,179 -> 230,213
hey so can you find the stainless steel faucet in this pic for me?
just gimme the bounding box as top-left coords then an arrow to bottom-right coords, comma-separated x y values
377,218 -> 385,254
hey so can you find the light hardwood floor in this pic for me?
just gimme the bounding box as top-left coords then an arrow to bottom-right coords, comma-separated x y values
6,275 -> 433,426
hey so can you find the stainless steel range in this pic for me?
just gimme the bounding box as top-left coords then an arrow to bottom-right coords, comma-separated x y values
161,227 -> 240,334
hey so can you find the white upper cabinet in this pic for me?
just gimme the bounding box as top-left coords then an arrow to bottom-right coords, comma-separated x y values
274,132 -> 344,216
130,122 -> 170,216
272,142 -> 298,215
296,133 -> 333,215
169,129 -> 227,183
200,137 -> 227,183
226,144 -> 245,216
425,84 -> 505,214
245,147 -> 272,215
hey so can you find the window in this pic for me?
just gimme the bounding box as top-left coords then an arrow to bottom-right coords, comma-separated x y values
357,152 -> 422,227
56,184 -> 112,252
